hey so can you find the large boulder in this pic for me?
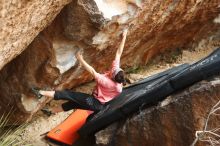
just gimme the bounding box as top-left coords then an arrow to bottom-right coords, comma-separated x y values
0,0 -> 219,122
0,0 -> 71,70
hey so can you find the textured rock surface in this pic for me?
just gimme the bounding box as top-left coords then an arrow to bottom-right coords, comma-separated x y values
95,76 -> 220,146
0,0 -> 219,122
0,0 -> 71,70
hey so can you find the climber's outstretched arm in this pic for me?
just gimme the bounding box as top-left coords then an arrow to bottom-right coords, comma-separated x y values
115,29 -> 128,61
76,51 -> 97,77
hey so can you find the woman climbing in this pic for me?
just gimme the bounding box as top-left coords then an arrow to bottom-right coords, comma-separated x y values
32,28 -> 128,114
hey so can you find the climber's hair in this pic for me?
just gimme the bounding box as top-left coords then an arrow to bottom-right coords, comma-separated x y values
114,71 -> 126,85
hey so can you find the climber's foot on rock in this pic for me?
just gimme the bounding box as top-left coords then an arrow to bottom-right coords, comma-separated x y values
31,87 -> 43,99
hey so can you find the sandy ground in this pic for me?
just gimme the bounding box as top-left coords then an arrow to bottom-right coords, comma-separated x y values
20,36 -> 219,146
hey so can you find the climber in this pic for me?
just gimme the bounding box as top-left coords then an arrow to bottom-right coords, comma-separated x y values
32,28 -> 128,115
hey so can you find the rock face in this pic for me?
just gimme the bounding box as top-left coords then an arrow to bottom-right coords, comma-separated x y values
95,77 -> 220,146
0,0 -> 71,70
0,0 -> 219,122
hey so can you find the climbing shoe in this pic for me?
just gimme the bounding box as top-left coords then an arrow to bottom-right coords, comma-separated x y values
31,87 -> 43,99
41,108 -> 53,116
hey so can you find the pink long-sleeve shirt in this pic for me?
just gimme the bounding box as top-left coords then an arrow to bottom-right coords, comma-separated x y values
93,59 -> 122,103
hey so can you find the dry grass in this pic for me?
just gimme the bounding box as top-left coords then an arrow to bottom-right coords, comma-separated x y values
0,112 -> 31,146
191,99 -> 220,146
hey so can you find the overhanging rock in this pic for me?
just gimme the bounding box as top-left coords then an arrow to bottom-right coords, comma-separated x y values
0,0 -> 71,70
